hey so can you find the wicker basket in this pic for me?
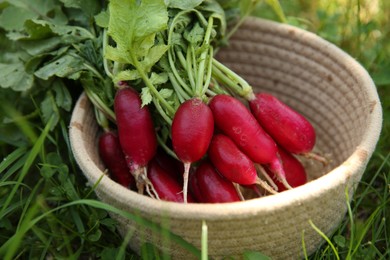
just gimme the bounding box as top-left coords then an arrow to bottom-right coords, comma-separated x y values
69,18 -> 382,259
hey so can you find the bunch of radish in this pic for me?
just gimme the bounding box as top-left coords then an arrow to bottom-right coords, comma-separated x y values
97,83 -> 326,203
92,0 -> 327,204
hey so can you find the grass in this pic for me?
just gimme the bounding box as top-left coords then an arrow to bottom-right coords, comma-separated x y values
0,0 -> 389,259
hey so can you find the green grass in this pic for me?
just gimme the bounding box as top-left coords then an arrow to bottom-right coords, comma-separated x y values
0,0 -> 389,259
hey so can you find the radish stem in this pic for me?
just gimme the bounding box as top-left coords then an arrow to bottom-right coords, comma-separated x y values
212,59 -> 255,101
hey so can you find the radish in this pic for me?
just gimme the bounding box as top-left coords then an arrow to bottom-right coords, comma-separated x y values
208,94 -> 292,189
114,86 -> 158,196
249,93 -> 327,164
189,171 -> 204,203
148,159 -> 195,203
98,131 -> 136,190
154,148 -> 184,184
194,161 -> 241,203
171,97 -> 214,203
267,146 -> 307,192
208,134 -> 277,194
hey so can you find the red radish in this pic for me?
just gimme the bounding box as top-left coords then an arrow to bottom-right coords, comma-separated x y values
189,171 -> 204,203
194,161 -> 241,203
249,93 -> 327,164
267,146 -> 307,192
148,159 -> 195,203
154,148 -> 184,183
98,131 -> 136,189
171,97 -> 214,203
208,134 -> 277,194
114,86 -> 157,196
208,94 -> 291,189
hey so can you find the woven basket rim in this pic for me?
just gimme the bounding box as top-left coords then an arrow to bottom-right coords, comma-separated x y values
69,17 -> 383,220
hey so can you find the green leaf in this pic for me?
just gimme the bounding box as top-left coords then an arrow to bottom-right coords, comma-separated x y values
159,88 -> 173,99
184,22 -> 205,45
104,45 -> 130,64
24,45 -> 69,68
60,0 -> 101,17
81,71 -> 115,112
108,0 -> 168,46
134,33 -> 158,63
107,0 -> 169,68
140,43 -> 170,73
23,19 -> 54,39
141,87 -> 153,107
40,92 -> 60,130
87,228 -> 102,242
0,0 -> 67,27
53,80 -> 72,111
95,10 -> 109,28
6,18 -> 93,58
0,5 -> 38,31
78,39 -> 103,71
150,72 -> 169,85
20,37 -> 63,56
0,63 -> 34,91
113,69 -> 141,82
40,164 -> 56,179
165,0 -> 204,10
7,19 -> 94,57
333,234 -> 347,248
31,19 -> 93,41
99,218 -> 117,232
34,53 -> 85,80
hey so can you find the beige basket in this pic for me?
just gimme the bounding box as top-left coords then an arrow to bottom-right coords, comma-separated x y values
69,18 -> 382,259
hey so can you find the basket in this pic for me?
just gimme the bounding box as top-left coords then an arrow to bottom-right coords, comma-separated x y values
69,18 -> 382,259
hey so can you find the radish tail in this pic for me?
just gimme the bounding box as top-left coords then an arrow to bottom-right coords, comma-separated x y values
268,158 -> 294,190
255,164 -> 278,191
133,166 -> 159,199
255,177 -> 278,195
300,152 -> 329,166
233,183 -> 245,201
183,162 -> 191,203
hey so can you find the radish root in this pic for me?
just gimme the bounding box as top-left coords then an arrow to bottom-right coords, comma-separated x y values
268,158 -> 294,190
233,183 -> 245,201
255,164 -> 278,191
255,178 -> 278,195
133,167 -> 160,199
300,152 -> 329,166
182,162 -> 191,203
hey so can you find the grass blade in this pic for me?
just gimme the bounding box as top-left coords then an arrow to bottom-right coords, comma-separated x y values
201,220 -> 208,260
309,219 -> 340,260
0,147 -> 27,174
302,230 -> 308,260
265,0 -> 287,22
0,115 -> 55,219
0,102 -> 38,145
345,188 -> 354,260
0,199 -> 201,259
